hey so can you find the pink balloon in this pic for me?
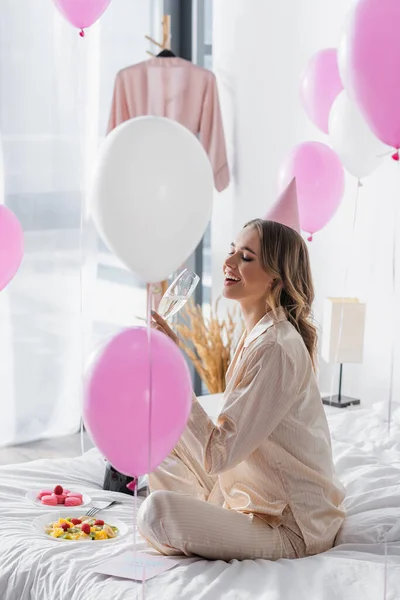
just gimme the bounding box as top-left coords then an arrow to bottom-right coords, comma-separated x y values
0,206 -> 24,292
83,328 -> 192,477
300,48 -> 343,134
338,0 -> 400,149
53,0 -> 112,35
278,142 -> 345,238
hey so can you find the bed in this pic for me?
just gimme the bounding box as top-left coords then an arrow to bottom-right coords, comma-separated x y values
0,399 -> 399,600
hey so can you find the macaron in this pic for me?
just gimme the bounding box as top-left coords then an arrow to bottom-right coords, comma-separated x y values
56,494 -> 67,504
37,490 -> 53,500
64,496 -> 82,507
67,492 -> 83,500
41,495 -> 58,506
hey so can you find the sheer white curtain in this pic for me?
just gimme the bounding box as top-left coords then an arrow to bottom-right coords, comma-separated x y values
0,0 -> 156,446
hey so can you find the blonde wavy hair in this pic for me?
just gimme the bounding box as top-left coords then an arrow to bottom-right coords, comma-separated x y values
244,219 -> 317,369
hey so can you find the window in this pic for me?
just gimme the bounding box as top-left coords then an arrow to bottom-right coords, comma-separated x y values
194,1 -> 213,312
0,0 -> 153,445
163,0 -> 214,394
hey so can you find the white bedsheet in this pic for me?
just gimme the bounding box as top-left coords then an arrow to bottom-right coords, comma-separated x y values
1,405 -> 400,600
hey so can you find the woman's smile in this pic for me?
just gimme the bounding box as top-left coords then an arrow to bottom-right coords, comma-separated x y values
224,270 -> 242,286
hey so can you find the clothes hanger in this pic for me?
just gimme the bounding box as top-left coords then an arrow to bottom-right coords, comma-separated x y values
157,49 -> 176,58
145,14 -> 173,57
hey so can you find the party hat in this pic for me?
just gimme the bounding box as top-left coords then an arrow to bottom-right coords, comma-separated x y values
265,178 -> 301,233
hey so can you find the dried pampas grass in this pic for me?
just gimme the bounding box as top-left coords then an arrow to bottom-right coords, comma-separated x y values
175,299 -> 242,394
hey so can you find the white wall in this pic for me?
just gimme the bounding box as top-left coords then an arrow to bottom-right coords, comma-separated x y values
212,0 -> 399,411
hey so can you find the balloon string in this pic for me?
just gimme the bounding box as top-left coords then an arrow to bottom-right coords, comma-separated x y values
147,287 -> 153,482
387,161 -> 400,436
325,178 -> 360,405
79,217 -> 85,455
78,35 -> 85,457
381,155 -> 400,600
383,530 -> 388,600
133,479 -> 139,594
141,287 -> 154,596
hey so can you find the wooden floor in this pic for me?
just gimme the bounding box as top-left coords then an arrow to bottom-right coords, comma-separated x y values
0,432 -> 94,467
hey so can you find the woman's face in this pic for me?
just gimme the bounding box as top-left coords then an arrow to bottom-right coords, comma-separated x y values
222,227 -> 274,304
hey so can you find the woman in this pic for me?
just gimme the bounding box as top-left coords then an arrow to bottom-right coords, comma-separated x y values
137,219 -> 345,561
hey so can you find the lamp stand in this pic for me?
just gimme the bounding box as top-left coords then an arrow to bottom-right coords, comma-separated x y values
322,363 -> 361,408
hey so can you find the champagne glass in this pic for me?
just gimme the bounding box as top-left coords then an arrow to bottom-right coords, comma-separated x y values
157,269 -> 200,320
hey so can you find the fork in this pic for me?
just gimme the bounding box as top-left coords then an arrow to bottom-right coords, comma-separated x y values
85,500 -> 119,518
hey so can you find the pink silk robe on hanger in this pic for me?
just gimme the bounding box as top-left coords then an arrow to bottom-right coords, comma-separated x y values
107,56 -> 230,308
108,56 -> 230,192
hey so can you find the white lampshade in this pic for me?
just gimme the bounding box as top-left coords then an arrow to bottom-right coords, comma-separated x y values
321,298 -> 366,364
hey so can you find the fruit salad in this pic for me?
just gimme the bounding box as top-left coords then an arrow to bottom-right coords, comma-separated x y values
45,516 -> 119,541
37,485 -> 83,507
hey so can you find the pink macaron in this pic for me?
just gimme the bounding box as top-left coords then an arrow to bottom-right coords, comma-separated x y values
41,495 -> 58,506
56,494 -> 67,504
67,492 -> 83,500
64,496 -> 82,507
37,490 -> 53,500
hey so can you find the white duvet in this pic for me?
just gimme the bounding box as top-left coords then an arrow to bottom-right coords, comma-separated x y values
0,404 -> 400,600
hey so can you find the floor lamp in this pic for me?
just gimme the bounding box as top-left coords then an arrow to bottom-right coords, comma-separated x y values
321,298 -> 366,408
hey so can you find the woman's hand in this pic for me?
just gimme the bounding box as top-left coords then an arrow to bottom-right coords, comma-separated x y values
151,311 -> 179,346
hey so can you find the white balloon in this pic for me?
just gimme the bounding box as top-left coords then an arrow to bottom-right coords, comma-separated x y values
90,117 -> 214,283
328,91 -> 387,180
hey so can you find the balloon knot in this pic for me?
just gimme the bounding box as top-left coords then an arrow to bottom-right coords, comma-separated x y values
79,29 -> 85,37
358,180 -> 363,188
307,234 -> 313,242
392,151 -> 399,161
126,478 -> 137,492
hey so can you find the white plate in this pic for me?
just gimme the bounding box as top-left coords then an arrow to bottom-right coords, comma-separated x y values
32,510 -> 129,543
25,489 -> 91,509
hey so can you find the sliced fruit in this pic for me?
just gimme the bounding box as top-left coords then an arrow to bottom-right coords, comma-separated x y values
52,527 -> 64,538
103,524 -> 116,538
81,523 -> 91,535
